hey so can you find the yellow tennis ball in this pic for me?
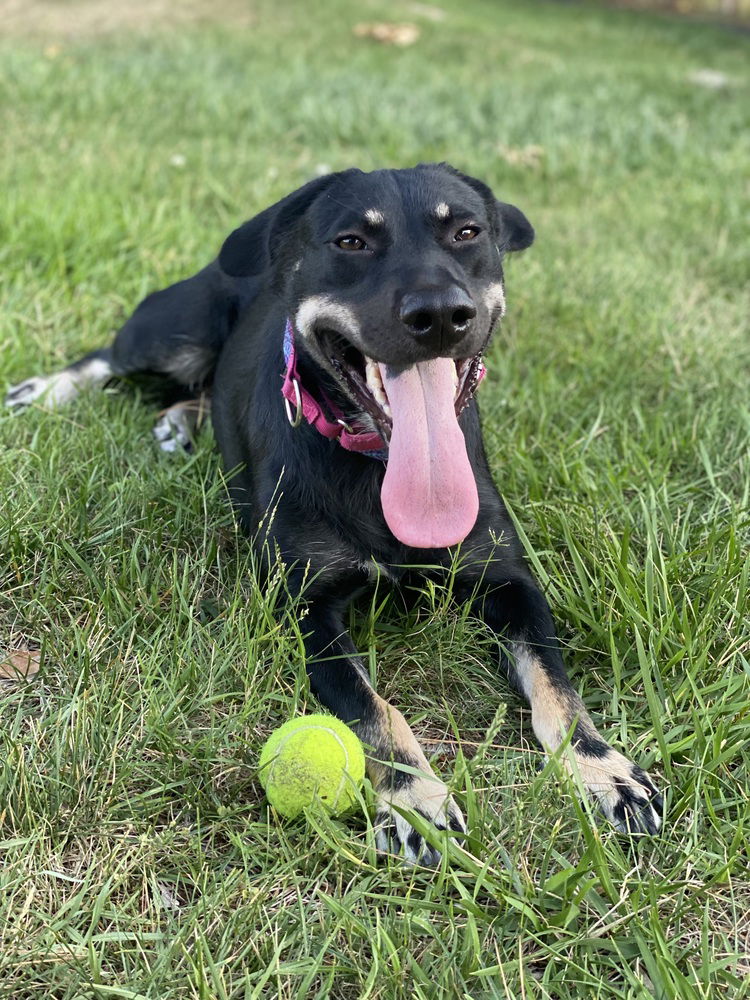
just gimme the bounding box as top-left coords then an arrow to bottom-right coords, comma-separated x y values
258,714 -> 366,819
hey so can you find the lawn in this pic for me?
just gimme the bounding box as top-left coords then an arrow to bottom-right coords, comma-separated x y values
1,0 -> 748,997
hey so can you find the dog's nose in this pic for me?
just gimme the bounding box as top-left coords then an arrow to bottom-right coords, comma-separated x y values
399,287 -> 476,352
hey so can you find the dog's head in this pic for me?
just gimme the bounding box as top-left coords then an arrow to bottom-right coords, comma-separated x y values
219,164 -> 534,549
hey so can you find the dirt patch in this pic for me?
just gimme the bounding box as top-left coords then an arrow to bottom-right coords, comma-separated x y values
0,0 -> 255,39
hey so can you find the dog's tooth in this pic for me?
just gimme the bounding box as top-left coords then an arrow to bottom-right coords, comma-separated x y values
374,383 -> 389,409
366,356 -> 391,411
453,361 -> 463,400
365,357 -> 381,393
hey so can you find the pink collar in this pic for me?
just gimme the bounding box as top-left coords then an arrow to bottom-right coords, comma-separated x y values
281,320 -> 388,457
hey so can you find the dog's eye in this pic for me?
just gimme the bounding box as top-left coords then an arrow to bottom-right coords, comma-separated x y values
454,226 -> 481,242
335,235 -> 368,251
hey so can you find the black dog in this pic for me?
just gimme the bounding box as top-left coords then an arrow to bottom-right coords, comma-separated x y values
6,164 -> 662,863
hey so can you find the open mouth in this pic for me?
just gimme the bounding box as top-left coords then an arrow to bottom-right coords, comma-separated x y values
321,331 -> 484,441
309,328 -> 485,549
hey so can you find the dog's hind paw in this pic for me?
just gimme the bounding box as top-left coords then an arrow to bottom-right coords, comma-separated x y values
374,773 -> 466,866
5,357 -> 113,410
575,748 -> 663,835
5,373 -> 76,409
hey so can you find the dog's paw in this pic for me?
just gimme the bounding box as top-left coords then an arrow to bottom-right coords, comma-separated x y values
153,409 -> 193,453
575,748 -> 663,835
152,399 -> 209,453
5,373 -> 76,409
5,358 -> 113,410
374,772 -> 466,866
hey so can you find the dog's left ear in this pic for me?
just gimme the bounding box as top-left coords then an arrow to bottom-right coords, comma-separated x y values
495,201 -> 535,253
442,165 -> 534,254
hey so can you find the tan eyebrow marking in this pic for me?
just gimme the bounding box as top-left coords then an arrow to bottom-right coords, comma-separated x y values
364,209 -> 385,226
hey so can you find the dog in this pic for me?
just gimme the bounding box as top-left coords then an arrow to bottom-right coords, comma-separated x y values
5,163 -> 663,864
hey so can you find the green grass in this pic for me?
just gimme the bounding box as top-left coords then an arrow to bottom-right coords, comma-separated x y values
1,0 -> 749,996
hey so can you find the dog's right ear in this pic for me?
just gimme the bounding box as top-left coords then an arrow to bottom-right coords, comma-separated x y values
219,171 -> 352,278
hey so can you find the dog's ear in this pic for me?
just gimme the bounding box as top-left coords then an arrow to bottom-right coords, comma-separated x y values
219,171 -> 353,277
441,165 -> 534,254
495,201 -> 535,253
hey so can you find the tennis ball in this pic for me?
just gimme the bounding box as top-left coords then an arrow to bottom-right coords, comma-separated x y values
258,714 -> 366,819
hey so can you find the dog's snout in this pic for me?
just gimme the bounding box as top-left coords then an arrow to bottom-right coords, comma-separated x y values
399,287 -> 476,351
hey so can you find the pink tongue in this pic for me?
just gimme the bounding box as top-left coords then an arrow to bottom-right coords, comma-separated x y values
379,358 -> 479,548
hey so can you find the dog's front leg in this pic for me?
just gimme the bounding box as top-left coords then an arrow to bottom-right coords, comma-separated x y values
458,571 -> 663,834
297,572 -> 465,865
